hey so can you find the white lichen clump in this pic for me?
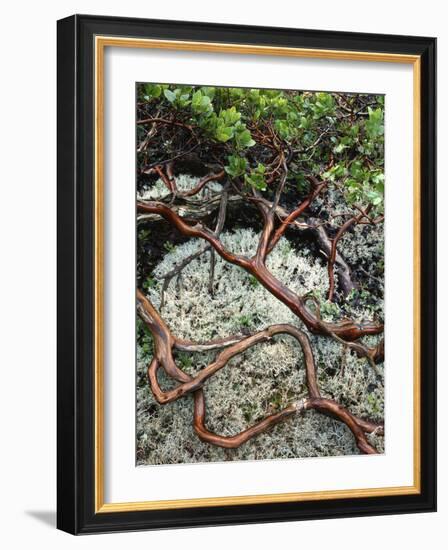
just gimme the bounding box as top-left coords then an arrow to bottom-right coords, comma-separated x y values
147,229 -> 330,338
137,227 -> 384,465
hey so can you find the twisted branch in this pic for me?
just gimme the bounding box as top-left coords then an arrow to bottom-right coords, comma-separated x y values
136,90 -> 385,458
137,200 -> 383,342
327,206 -> 372,302
137,290 -> 382,453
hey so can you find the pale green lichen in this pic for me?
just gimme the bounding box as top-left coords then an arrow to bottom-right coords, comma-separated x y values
138,173 -> 223,201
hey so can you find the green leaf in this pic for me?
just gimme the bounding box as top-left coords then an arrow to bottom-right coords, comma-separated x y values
192,90 -> 213,115
365,189 -> 383,206
163,89 -> 177,103
299,116 -> 310,129
244,163 -> 267,190
235,126 -> 255,148
219,106 -> 241,126
365,107 -> 384,138
224,155 -> 247,178
312,92 -> 335,118
275,119 -> 292,139
349,161 -> 364,178
144,84 -> 162,99
323,163 -> 346,181
372,195 -> 383,206
177,93 -> 191,108
215,125 -> 234,142
201,86 -> 216,100
345,178 -> 361,190
371,172 -> 385,185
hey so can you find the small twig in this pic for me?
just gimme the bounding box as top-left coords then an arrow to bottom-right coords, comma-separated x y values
327,205 -> 372,301
358,265 -> 384,286
159,245 -> 210,309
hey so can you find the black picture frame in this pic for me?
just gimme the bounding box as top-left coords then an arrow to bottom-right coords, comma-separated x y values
57,14 -> 436,535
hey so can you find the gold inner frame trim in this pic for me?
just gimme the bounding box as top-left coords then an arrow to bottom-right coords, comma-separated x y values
94,35 -> 421,513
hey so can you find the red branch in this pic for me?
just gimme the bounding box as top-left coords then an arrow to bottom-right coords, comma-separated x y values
267,176 -> 327,253
327,206 -> 372,302
137,290 -> 382,453
137,200 -> 383,342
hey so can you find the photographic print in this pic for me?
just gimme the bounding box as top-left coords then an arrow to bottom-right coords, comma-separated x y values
136,84 -> 385,465
57,16 -> 436,533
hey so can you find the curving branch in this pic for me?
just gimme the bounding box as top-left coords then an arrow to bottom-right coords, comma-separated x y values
137,289 -> 382,453
312,223 -> 357,297
177,170 -> 225,198
267,175 -> 327,253
136,88 -> 385,460
327,206 -> 372,302
137,200 -> 383,342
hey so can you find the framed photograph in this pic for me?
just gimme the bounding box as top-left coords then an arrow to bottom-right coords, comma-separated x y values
57,14 -> 436,534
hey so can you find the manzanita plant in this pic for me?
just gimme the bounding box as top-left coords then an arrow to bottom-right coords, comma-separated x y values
136,84 -> 385,455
